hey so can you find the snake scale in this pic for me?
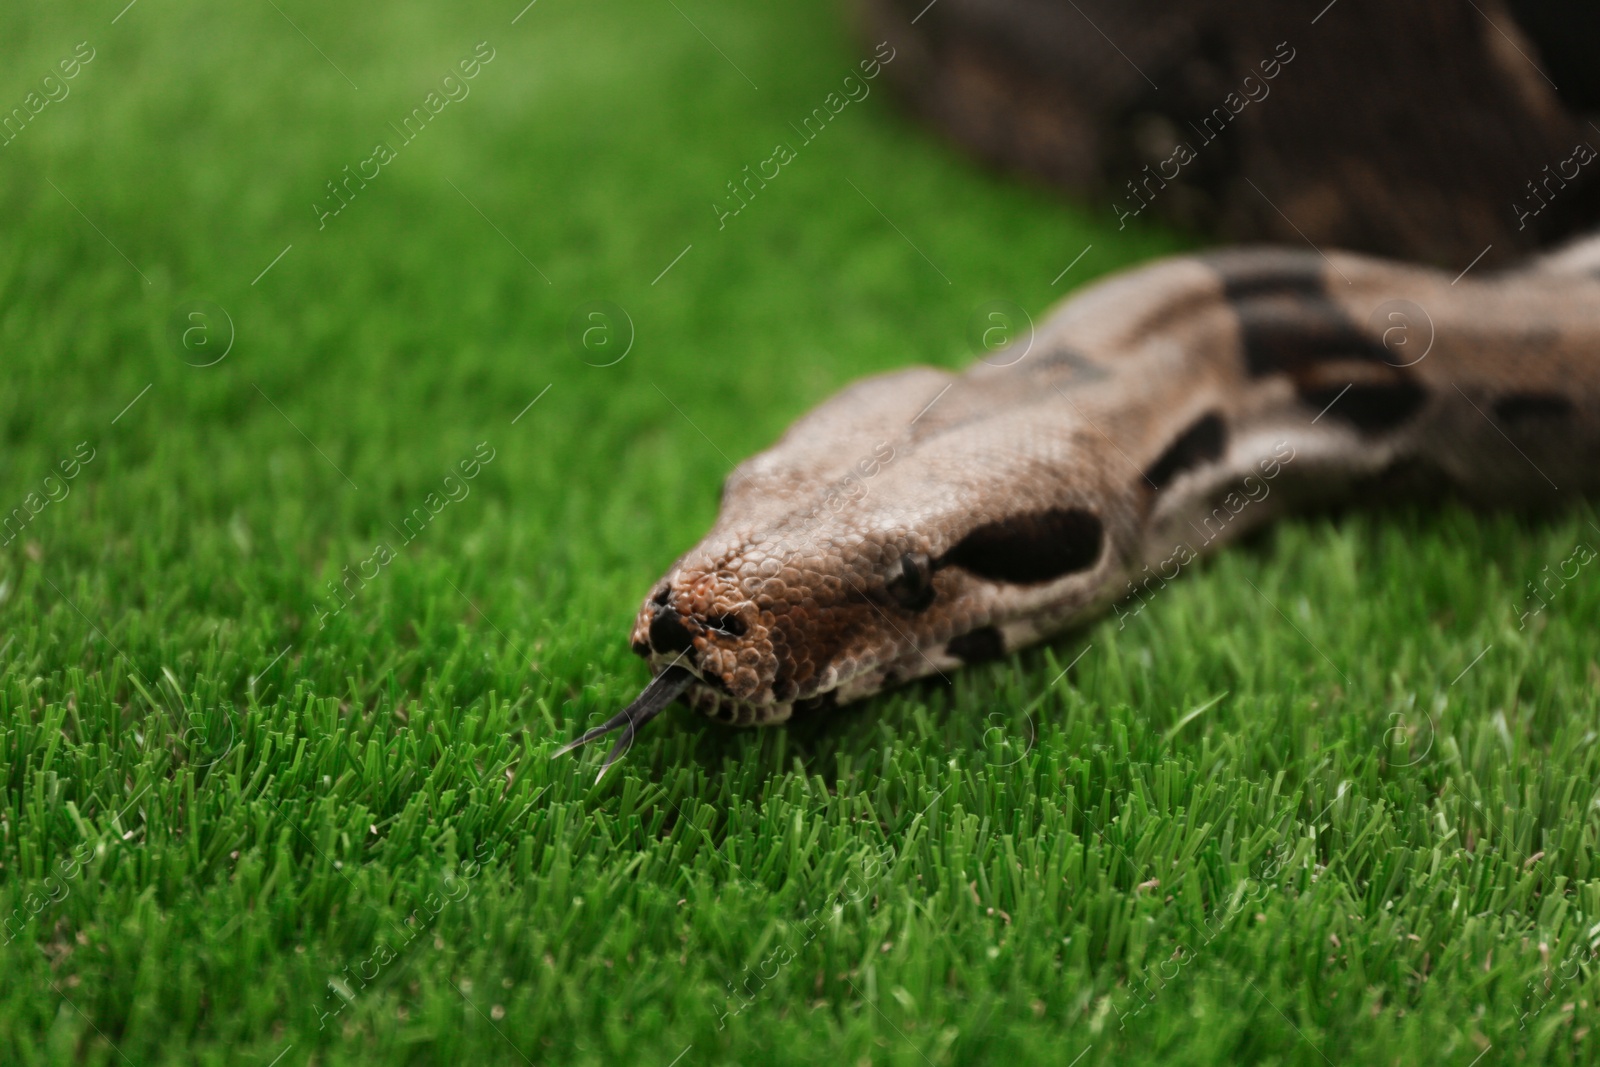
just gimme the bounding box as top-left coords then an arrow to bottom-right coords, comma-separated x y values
558,237 -> 1600,773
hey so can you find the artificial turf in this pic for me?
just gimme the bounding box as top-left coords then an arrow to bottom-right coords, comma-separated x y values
3,0 -> 1599,1063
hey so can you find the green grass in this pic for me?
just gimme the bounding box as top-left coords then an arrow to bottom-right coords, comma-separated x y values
3,1 -> 1599,1063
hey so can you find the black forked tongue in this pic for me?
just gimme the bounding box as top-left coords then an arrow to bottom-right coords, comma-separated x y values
551,665 -> 695,782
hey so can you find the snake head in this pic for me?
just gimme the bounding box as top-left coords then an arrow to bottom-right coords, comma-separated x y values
625,529 -> 911,726
555,528 -> 882,775
608,354 -> 1131,733
624,501 -> 1112,730
556,263 -> 1268,770
554,355 -> 1139,775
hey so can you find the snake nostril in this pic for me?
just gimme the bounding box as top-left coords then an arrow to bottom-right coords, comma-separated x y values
706,613 -> 747,637
648,607 -> 697,654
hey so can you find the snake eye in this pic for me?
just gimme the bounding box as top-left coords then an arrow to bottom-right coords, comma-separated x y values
884,552 -> 935,612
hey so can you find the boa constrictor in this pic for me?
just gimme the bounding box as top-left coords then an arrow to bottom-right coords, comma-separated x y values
557,237 -> 1600,774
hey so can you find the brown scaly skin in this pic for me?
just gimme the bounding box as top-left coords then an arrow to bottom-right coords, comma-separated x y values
623,241 -> 1600,730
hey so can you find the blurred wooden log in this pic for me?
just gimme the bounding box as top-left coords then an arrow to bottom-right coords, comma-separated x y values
851,0 -> 1600,266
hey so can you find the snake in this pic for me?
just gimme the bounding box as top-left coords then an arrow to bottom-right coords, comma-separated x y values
556,236 -> 1600,775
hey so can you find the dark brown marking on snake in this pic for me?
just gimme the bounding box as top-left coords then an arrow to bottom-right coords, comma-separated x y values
946,626 -> 1005,663
1210,253 -> 1430,432
1208,248 -> 1327,300
940,508 -> 1104,584
1494,393 -> 1577,424
1301,381 -> 1429,431
1207,253 -> 1409,382
1145,412 -> 1227,489
1231,297 -> 1393,379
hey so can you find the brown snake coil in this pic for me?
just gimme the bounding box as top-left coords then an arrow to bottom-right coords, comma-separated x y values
557,239 -> 1600,774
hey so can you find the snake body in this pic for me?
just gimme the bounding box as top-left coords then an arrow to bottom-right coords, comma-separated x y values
558,238 -> 1600,769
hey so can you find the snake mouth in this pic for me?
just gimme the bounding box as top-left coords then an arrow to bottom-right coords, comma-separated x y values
679,678 -> 799,726
557,598 -> 962,777
577,570 -> 911,765
646,648 -> 799,727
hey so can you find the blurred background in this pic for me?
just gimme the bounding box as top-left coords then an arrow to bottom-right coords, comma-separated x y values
5,2 -> 1599,1064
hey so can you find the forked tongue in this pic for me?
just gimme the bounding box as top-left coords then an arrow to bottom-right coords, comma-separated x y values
551,665 -> 695,781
